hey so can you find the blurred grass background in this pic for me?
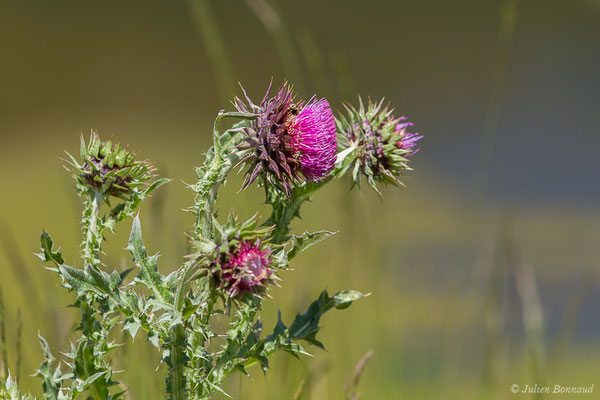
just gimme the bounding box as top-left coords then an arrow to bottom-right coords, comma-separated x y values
1,0 -> 600,398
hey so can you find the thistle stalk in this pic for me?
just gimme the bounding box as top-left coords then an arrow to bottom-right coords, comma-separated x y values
79,190 -> 107,400
268,187 -> 315,244
195,111 -> 257,238
168,111 -> 256,400
169,259 -> 195,400
82,190 -> 103,266
267,177 -> 336,244
168,325 -> 186,400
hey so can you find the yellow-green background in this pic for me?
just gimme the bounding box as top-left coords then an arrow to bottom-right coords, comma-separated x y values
1,0 -> 599,399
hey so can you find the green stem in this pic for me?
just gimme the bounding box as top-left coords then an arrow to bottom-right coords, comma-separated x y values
268,177 -> 334,244
267,155 -> 350,243
195,111 -> 256,238
82,347 -> 104,400
172,111 -> 255,399
270,190 -> 313,244
82,190 -> 103,266
169,325 -> 186,400
79,190 -> 108,400
200,299 -> 214,348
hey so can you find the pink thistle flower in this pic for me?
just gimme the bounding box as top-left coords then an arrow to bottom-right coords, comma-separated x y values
192,214 -> 281,302
286,98 -> 337,182
221,240 -> 272,298
235,82 -> 337,195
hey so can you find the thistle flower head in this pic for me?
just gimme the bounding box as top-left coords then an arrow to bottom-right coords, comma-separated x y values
190,214 -> 284,301
336,97 -> 422,194
235,82 -> 337,196
222,240 -> 272,296
287,98 -> 338,182
65,131 -> 156,198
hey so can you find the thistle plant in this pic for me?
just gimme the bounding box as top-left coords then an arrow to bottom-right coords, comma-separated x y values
1,81 -> 421,399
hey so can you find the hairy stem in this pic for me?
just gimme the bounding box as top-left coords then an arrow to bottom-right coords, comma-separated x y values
168,260 -> 196,400
269,189 -> 313,244
194,111 -> 256,238
267,157 -> 349,243
268,177 -> 333,244
79,190 -> 110,400
169,325 -> 186,400
175,111 -> 255,398
82,190 -> 103,266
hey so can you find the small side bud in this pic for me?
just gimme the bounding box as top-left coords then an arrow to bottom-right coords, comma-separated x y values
336,97 -> 422,193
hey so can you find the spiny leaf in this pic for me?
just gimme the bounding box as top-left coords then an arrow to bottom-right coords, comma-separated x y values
35,334 -> 65,400
331,290 -> 365,309
37,231 -> 64,265
286,231 -> 336,261
289,290 -> 366,349
144,178 -> 171,197
58,265 -> 106,297
242,290 -> 365,374
80,371 -> 107,389
122,318 -> 142,340
127,216 -> 173,304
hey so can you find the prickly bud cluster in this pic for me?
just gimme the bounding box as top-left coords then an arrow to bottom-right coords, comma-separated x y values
190,215 -> 284,300
235,82 -> 337,196
336,97 -> 422,194
65,131 -> 156,198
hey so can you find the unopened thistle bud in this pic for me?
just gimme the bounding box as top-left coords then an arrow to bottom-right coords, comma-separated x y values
191,215 -> 284,300
65,131 -> 156,198
336,97 -> 422,193
235,82 -> 337,196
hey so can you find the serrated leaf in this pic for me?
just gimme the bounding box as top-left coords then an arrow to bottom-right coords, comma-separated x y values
205,380 -> 232,399
127,216 -> 173,304
38,231 -> 65,265
81,371 -> 107,388
58,265 -> 105,297
182,303 -> 200,320
86,265 -> 113,293
289,290 -> 365,349
332,290 -> 365,310
148,331 -> 160,348
123,318 -> 142,340
35,334 -> 65,400
286,230 -> 336,261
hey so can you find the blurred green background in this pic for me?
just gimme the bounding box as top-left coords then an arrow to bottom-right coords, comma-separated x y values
1,0 -> 599,398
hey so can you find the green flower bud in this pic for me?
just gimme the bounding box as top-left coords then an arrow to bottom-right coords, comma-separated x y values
65,131 -> 156,199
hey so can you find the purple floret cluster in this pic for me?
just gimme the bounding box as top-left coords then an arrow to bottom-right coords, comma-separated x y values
287,98 -> 337,182
395,117 -> 423,155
